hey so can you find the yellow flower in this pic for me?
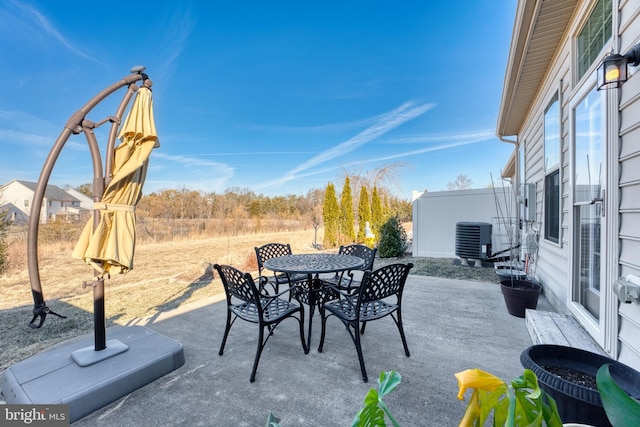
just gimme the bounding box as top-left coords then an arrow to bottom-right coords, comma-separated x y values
455,369 -> 506,400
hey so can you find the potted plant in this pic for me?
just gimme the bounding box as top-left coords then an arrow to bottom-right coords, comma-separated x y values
520,344 -> 640,427
266,371 -> 402,427
496,222 -> 542,318
455,367 -> 563,426
456,365 -> 640,426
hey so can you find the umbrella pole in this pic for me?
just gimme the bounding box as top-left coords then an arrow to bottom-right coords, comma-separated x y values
94,278 -> 106,351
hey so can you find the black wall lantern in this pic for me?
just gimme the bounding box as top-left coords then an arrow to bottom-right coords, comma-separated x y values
597,43 -> 640,90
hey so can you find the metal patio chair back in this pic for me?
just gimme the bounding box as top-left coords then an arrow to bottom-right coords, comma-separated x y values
213,264 -> 308,382
318,262 -> 413,382
325,244 -> 377,291
255,243 -> 307,294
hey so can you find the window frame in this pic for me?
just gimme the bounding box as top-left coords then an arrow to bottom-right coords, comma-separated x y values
544,93 -> 561,244
576,0 -> 612,81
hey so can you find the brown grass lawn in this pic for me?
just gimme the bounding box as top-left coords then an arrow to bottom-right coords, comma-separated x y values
0,228 -> 498,371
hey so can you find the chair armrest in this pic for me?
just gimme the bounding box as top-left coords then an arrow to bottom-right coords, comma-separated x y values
321,271 -> 356,292
257,275 -> 277,296
321,283 -> 358,309
260,284 -> 303,309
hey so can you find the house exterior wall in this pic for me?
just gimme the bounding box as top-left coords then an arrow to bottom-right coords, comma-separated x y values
517,40 -> 574,317
616,9 -> 640,369
503,0 -> 640,370
65,188 -> 93,210
412,187 -> 512,258
0,181 -> 47,223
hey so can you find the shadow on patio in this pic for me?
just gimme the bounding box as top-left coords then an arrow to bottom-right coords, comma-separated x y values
71,275 -> 552,426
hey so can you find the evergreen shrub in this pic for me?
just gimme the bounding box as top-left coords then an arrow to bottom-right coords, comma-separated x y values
377,216 -> 408,258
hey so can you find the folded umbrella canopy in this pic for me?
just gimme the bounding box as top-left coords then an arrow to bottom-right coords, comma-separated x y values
73,85 -> 159,275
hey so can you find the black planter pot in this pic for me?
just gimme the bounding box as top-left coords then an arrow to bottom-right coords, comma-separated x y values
500,279 -> 541,318
521,344 -> 640,426
495,265 -> 527,282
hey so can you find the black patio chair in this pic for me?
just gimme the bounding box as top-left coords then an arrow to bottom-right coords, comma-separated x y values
318,262 -> 413,382
322,244 -> 377,292
255,243 -> 307,294
213,264 -> 308,382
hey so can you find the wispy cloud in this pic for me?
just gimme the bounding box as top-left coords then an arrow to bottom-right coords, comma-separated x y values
194,151 -> 317,156
152,152 -> 234,172
8,0 -> 100,63
244,116 -> 377,134
383,129 -> 496,144
351,136 -> 490,164
258,101 -> 435,189
151,5 -> 196,91
285,135 -> 490,180
0,109 -> 59,147
146,151 -> 234,192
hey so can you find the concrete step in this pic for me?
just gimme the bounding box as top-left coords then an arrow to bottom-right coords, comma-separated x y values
525,309 -> 606,355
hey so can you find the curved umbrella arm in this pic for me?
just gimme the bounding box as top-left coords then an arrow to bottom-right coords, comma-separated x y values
27,71 -> 146,328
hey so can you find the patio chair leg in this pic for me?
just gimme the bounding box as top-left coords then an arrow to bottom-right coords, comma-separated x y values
250,326 -> 266,383
219,311 -> 233,356
360,321 -> 367,334
353,323 -> 368,382
318,309 -> 327,353
394,310 -> 410,357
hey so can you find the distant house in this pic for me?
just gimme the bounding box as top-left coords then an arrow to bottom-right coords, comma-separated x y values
0,180 -> 87,224
0,202 -> 29,224
497,0 -> 640,370
64,187 -> 93,210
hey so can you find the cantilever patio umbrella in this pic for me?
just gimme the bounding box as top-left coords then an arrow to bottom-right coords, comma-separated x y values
73,85 -> 159,275
8,71 -> 184,423
25,67 -> 161,354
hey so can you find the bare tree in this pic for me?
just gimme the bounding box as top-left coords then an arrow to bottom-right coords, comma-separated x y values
447,174 -> 473,191
341,162 -> 408,196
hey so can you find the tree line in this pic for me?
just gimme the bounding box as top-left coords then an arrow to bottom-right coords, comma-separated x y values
132,183 -> 410,246
0,169 -> 412,273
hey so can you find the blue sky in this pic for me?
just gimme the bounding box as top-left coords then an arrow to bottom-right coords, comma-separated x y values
0,0 -> 517,199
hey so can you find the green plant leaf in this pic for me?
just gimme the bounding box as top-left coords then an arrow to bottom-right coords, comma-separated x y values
597,364 -> 640,427
378,371 -> 402,397
265,411 -> 281,427
351,404 -> 386,427
352,371 -> 402,427
352,387 -> 384,427
478,386 -> 507,425
363,388 -> 380,406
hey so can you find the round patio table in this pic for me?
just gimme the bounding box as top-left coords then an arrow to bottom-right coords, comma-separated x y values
263,253 -> 364,348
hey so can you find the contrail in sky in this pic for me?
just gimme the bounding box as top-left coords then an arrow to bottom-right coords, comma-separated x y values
261,101 -> 434,188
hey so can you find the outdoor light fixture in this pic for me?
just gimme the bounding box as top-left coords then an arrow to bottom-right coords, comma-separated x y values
597,43 -> 640,90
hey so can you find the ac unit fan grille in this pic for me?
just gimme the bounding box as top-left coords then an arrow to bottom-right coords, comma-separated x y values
455,222 -> 492,259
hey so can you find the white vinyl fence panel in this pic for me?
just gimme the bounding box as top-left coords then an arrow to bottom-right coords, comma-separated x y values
412,187 -> 513,258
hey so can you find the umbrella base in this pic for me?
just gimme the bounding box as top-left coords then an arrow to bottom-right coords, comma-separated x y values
1,325 -> 184,423
71,339 -> 129,367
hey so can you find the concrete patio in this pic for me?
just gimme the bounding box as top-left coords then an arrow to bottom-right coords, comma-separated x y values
9,275 -> 554,426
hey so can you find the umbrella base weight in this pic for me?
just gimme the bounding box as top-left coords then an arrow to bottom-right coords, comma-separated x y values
1,325 -> 185,423
71,339 -> 129,367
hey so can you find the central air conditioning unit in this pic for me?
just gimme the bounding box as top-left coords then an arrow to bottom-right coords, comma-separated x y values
455,222 -> 492,261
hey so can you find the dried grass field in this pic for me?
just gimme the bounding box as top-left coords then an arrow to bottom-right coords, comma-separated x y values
0,228 -> 498,371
